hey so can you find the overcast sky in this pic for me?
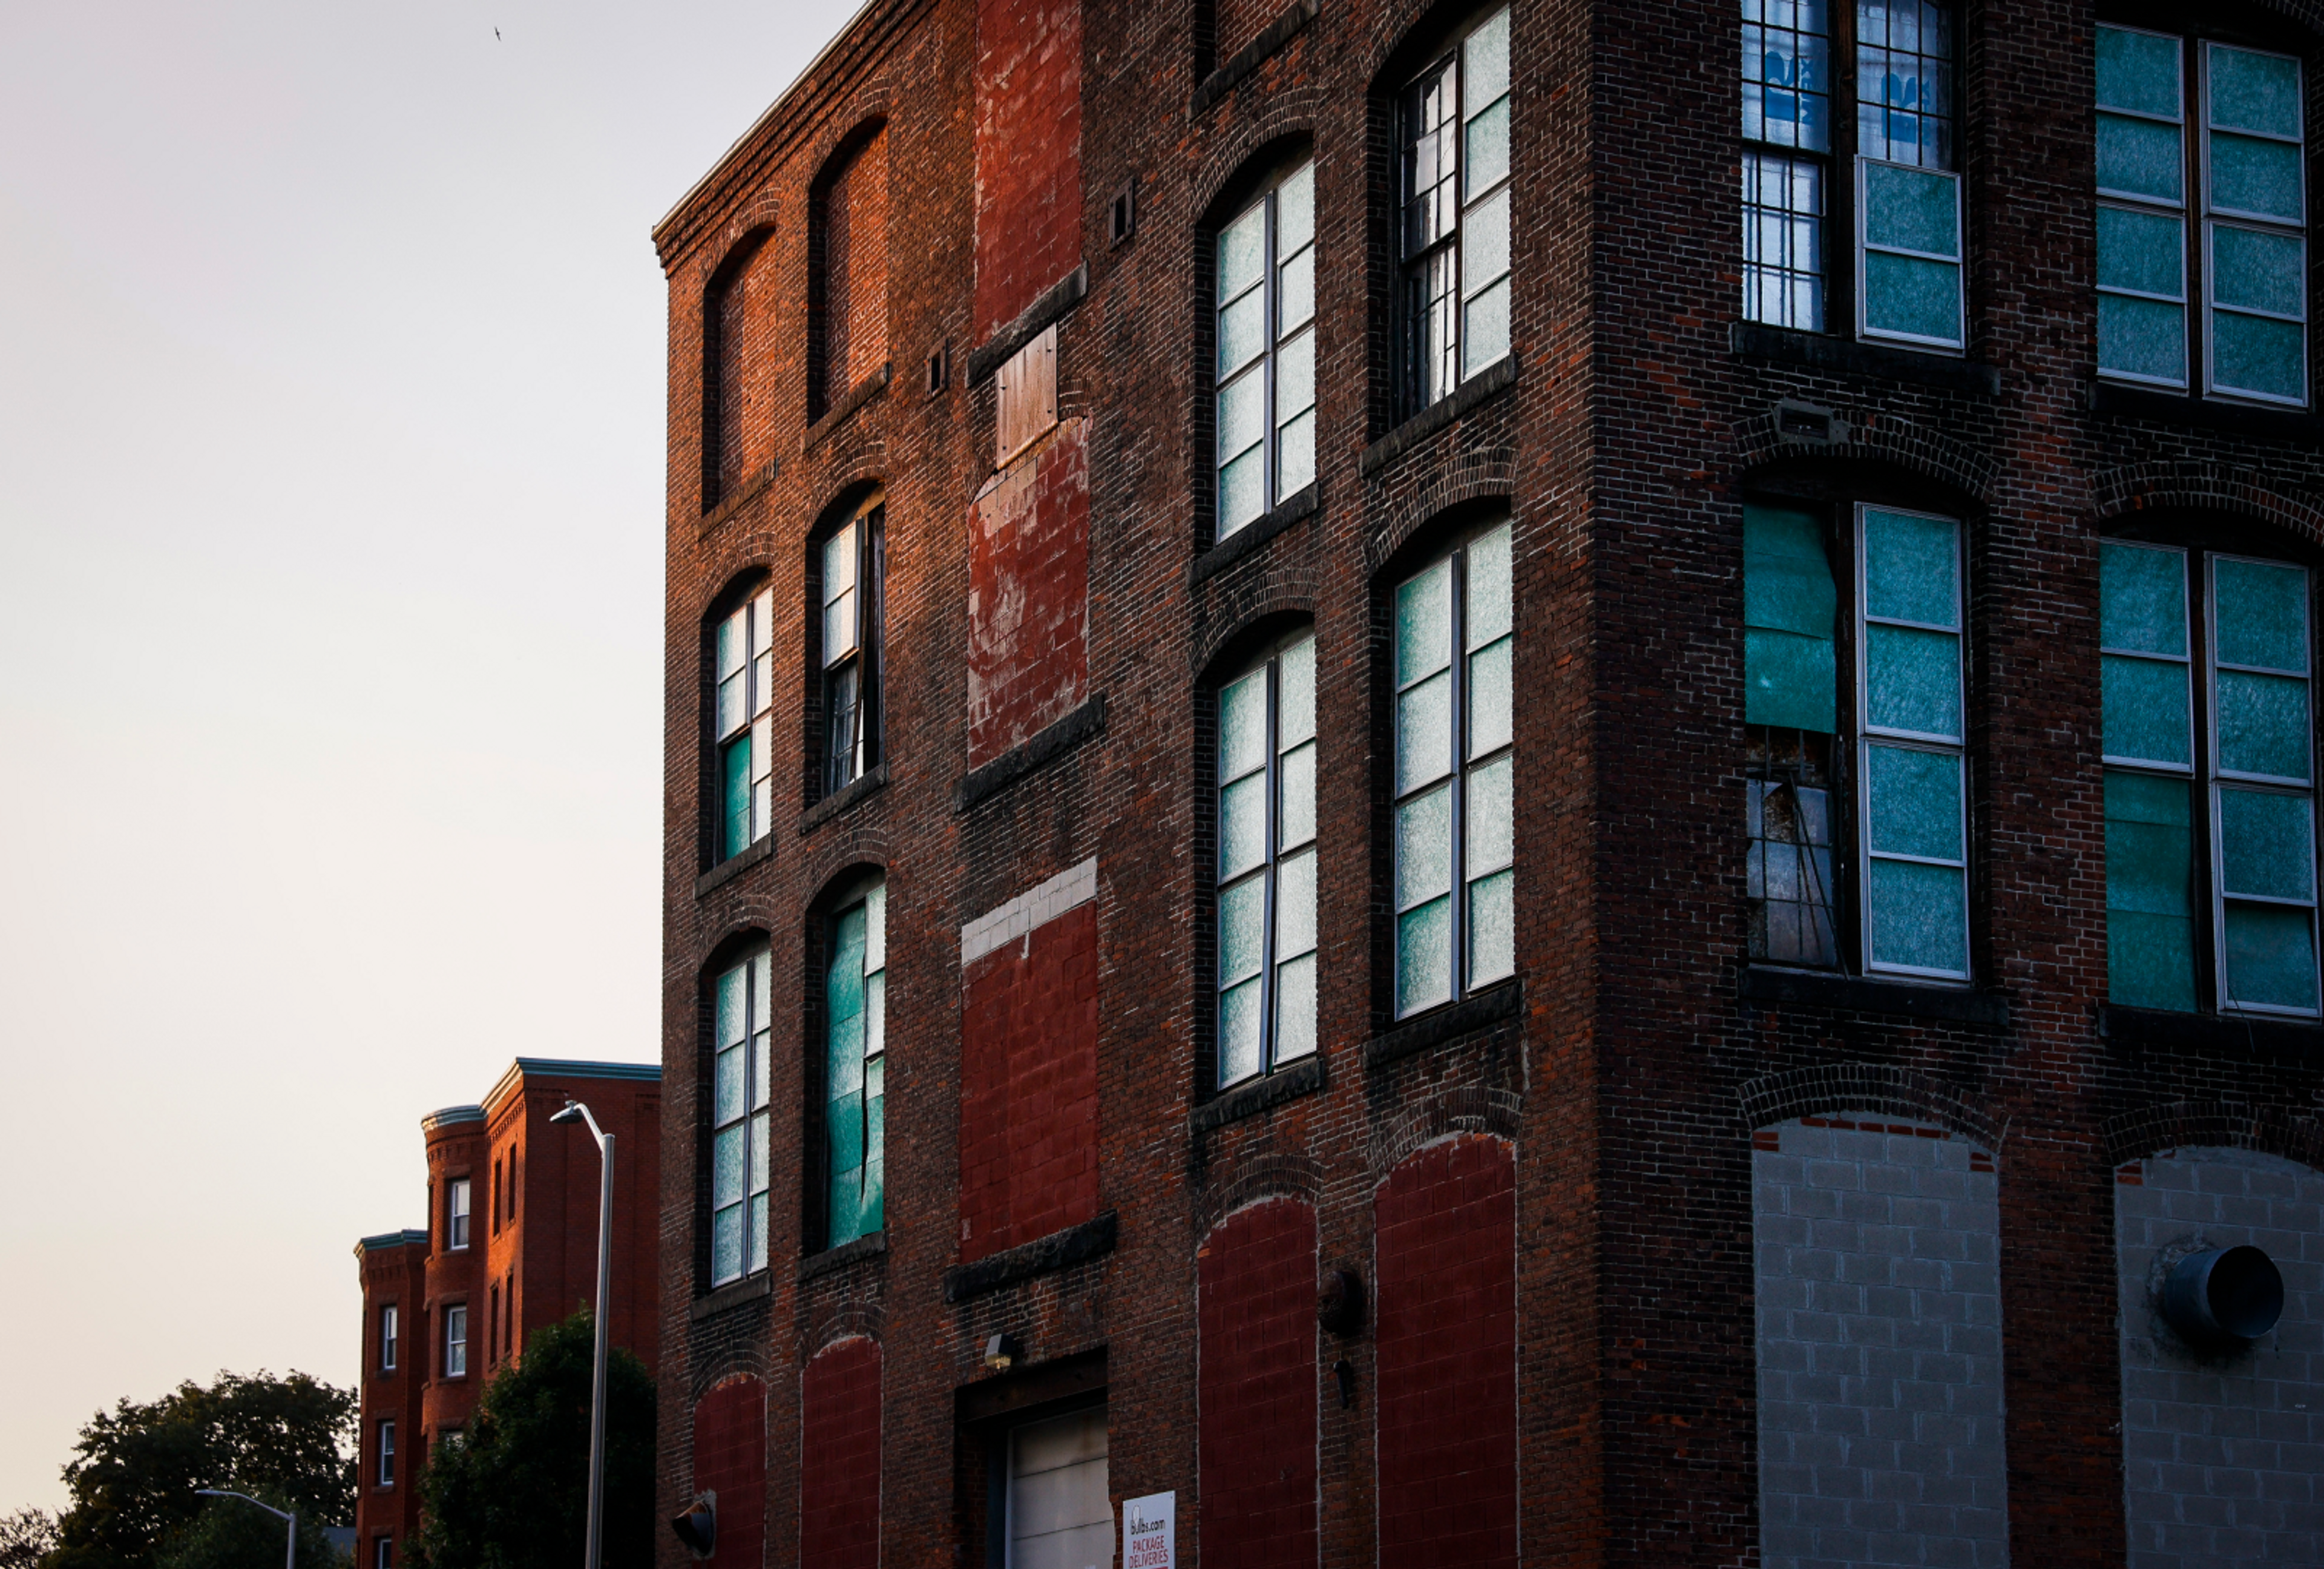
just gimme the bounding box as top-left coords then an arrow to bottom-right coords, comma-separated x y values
0,1 -> 844,1511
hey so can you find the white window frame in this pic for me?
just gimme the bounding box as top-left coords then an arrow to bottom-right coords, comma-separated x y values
1212,160 -> 1317,541
373,1538 -> 392,1569
443,1304 -> 467,1379
709,947 -> 773,1286
1213,630 -> 1318,1087
714,588 -> 776,861
380,1304 -> 398,1373
2200,40 -> 2309,407
2095,23 -> 2191,390
822,881 -> 887,1248
1396,4 -> 1514,416
1854,156 -> 1966,352
1853,503 -> 1971,981
447,1179 -> 470,1252
819,498 -> 883,797
377,1420 -> 395,1488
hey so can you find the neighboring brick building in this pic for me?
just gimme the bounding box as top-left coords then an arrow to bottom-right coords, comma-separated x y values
353,1060 -> 661,1569
650,2 -> 2324,1566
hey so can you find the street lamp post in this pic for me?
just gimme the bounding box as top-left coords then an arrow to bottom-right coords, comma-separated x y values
550,1100 -> 614,1569
195,1489 -> 295,1569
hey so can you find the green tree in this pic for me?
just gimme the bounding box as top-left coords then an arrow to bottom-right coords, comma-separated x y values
410,1312 -> 655,1569
156,1496 -> 345,1569
0,1507 -> 58,1569
47,1372 -> 355,1569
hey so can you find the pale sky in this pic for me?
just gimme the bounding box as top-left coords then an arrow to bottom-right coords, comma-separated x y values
0,1 -> 844,1513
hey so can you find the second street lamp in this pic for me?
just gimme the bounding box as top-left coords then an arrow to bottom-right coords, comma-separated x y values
550,1099 -> 614,1569
194,1488 -> 295,1569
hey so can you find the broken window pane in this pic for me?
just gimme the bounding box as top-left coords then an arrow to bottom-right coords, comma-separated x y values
1746,728 -> 1838,967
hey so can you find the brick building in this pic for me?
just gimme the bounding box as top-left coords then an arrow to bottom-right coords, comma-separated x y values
353,1059 -> 661,1569
650,1 -> 2324,1566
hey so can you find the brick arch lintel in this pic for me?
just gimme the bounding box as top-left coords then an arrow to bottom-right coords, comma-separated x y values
1190,584 -> 1321,678
803,1315 -> 883,1361
1364,462 -> 1516,578
1367,1087 -> 1521,1179
688,1354 -> 773,1407
2090,462 -> 2324,550
1191,103 -> 1322,227
803,837 -> 892,911
2101,1099 -> 2324,1171
1193,1151 -> 1324,1238
1739,1062 -> 2007,1154
1734,407 -> 1998,508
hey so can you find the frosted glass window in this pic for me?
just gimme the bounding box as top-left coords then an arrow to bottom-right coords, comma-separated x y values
1215,162 -> 1317,541
2205,42 -> 2308,405
821,499 -> 884,797
1857,505 -> 1968,978
2098,26 -> 2189,386
1007,1406 -> 1110,1569
710,947 -> 773,1284
1398,5 -> 1514,415
1215,633 -> 1318,1087
715,588 -> 777,859
1853,0 -> 1962,350
826,882 -> 887,1246
1394,521 -> 1517,1015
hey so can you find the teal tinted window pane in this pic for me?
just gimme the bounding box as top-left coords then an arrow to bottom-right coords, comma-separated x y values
859,1157 -> 883,1236
2218,786 -> 2317,901
829,909 -> 866,1021
2216,670 -> 2312,780
2097,114 -> 2185,202
2106,770 -> 2194,910
1219,874 -> 1265,985
1279,636 -> 1316,744
1468,524 -> 1514,646
828,1093 -> 864,1186
1469,636 -> 1512,758
746,1193 -> 769,1274
1219,976 -> 1262,1084
1745,504 -> 1839,636
2101,541 -> 2190,654
2102,655 -> 2193,765
2225,902 -> 2319,1010
1863,162 -> 1961,257
1396,559 -> 1453,686
2210,133 -> 2304,223
713,1126 -> 744,1207
1396,784 -> 1454,909
1863,252 -> 1963,343
2110,909 -> 2199,1011
716,670 -> 745,737
1280,162 -> 1315,249
2209,44 -> 2302,141
2096,26 -> 2183,120
2215,558 -> 2310,671
1469,867 -> 1515,985
1276,846 -> 1317,957
2212,311 -> 2309,404
1219,201 -> 1265,302
1867,858 -> 1969,973
1465,5 -> 1512,106
1279,740 -> 1316,848
2098,206 -> 2187,297
1863,510 -> 1959,627
2107,766 -> 2193,828
1466,96 -> 1511,197
1463,278 -> 1512,378
1219,667 -> 1268,780
722,740 -> 752,857
1397,896 -> 1454,1014
1866,743 -> 1964,860
1397,670 -> 1454,794
716,611 -> 744,679
715,1044 -> 744,1127
1865,624 -> 1962,737
1748,629 -> 1840,731
716,963 -> 747,1048
1468,753 -> 1514,873
2211,226 -> 2305,318
711,1205 -> 742,1283
1220,771 -> 1268,878
1275,953 -> 1316,1061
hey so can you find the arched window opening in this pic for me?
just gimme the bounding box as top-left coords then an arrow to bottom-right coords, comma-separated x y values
1397,5 -> 1513,416
709,945 -> 772,1286
816,493 -> 885,798
822,880 -> 887,1248
1215,629 -> 1318,1085
1215,159 -> 1316,539
810,126 -> 890,422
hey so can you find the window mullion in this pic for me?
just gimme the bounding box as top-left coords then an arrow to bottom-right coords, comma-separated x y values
1261,657 -> 1281,1071
1450,547 -> 1469,999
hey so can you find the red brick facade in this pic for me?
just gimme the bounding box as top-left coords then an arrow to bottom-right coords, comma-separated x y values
797,1339 -> 882,1569
354,1061 -> 660,1567
649,0 -> 2324,1565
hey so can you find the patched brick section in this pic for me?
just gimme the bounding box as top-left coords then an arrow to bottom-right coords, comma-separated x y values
2115,1146 -> 2324,1568
958,898 -> 1099,1261
799,1338 -> 882,1569
967,419 -> 1088,767
973,0 -> 1080,340
692,1375 -> 766,1568
1198,1198 -> 1318,1569
1753,1116 -> 2008,1569
815,125 -> 889,415
1375,1134 -> 1517,1569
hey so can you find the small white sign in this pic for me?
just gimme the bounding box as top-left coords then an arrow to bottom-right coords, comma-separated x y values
1121,1491 -> 1175,1569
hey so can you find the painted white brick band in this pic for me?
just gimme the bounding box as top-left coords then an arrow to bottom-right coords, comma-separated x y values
960,857 -> 1097,968
2116,1145 -> 2324,1569
1753,1115 -> 2011,1569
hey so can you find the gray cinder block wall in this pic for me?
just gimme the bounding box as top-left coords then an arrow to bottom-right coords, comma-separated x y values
1754,1114 -> 2009,1569
2115,1146 -> 2324,1569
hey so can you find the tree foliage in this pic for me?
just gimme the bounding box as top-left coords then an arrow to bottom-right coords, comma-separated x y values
155,1497 -> 344,1569
410,1311 -> 655,1569
47,1372 -> 354,1569
0,1508 -> 58,1569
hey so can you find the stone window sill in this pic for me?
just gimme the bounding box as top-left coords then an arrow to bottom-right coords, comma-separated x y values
943,1211 -> 1117,1304
801,763 -> 888,834
2098,1004 -> 2323,1055
2089,380 -> 2324,444
689,1271 -> 772,1321
798,1230 -> 887,1282
1190,1052 -> 1325,1134
1363,357 -> 1518,476
1191,0 -> 1318,113
806,361 -> 890,449
694,835 -> 772,898
956,696 -> 1106,811
1365,979 -> 1522,1068
1190,484 -> 1315,585
1740,965 -> 2009,1026
1731,322 -> 2001,396
696,457 -> 780,539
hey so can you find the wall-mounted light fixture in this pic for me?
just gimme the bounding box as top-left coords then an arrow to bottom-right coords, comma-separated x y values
669,1491 -> 717,1559
983,1333 -> 1022,1373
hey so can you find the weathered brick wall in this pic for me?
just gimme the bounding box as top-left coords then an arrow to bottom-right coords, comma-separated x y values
972,0 -> 1080,338
958,895 -> 1100,1260
816,127 -> 890,415
1752,1115 -> 2009,1569
799,1338 -> 882,1569
691,1375 -> 767,1567
967,418 -> 1089,767
1197,1197 -> 1318,1569
1374,1135 -> 1518,1569
710,234 -> 780,508
2115,1146 -> 2324,1568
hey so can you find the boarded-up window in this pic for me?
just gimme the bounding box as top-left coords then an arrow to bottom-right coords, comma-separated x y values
996,325 -> 1059,466
813,126 -> 889,420
704,237 -> 772,511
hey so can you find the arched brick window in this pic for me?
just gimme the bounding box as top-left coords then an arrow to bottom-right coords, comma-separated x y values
690,1375 -> 766,1567
810,126 -> 890,422
1198,1197 -> 1318,1568
703,235 -> 775,511
799,1338 -> 882,1569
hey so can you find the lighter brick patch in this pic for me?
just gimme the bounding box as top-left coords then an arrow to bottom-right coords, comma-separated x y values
960,857 -> 1097,967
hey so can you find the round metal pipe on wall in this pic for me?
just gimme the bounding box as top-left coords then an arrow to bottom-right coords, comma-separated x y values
2161,1245 -> 2285,1344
